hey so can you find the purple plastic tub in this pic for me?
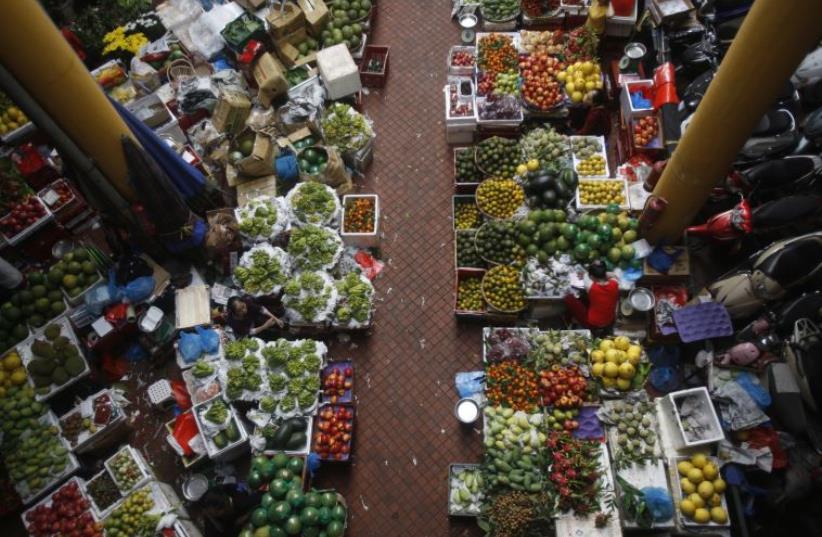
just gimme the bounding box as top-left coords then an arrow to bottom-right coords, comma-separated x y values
672,302 -> 733,343
573,405 -> 604,440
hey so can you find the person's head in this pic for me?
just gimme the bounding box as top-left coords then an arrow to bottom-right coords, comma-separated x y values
588,260 -> 608,281
228,297 -> 248,319
200,489 -> 233,517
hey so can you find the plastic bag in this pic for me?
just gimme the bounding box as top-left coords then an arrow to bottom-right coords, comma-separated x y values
455,371 -> 484,398
171,380 -> 192,410
196,325 -> 220,354
125,343 -> 148,363
187,17 -> 226,59
648,366 -> 679,394
85,282 -> 114,316
736,372 -> 772,409
641,487 -> 674,522
179,331 -> 203,363
171,411 -> 200,456
124,276 -> 156,304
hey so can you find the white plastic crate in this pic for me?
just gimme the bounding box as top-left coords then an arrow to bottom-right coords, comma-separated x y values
444,79 -> 477,127
148,379 -> 174,407
104,445 -> 152,495
620,80 -> 655,120
317,44 -> 362,100
661,387 -> 724,449
447,46 -> 476,76
340,194 -> 380,248
606,0 -> 638,37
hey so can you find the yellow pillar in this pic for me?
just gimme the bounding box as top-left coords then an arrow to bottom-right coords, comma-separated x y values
0,0 -> 136,201
643,0 -> 822,243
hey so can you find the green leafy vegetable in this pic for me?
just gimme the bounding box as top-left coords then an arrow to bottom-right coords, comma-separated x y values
287,225 -> 341,271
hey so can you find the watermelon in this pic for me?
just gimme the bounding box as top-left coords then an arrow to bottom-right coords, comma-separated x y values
252,508 -> 269,528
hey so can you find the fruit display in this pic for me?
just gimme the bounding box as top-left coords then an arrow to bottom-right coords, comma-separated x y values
520,53 -> 564,110
60,392 -> 115,449
455,148 -> 481,185
485,359 -> 540,411
242,472 -> 348,537
456,230 -> 485,268
48,247 -> 100,301
0,272 -> 65,339
475,137 -> 520,177
675,454 -> 728,526
477,94 -> 522,121
633,116 -> 659,147
481,491 -> 554,536
23,479 -> 102,537
521,164 -> 577,210
291,36 -> 321,60
571,136 -> 603,160
0,161 -> 32,215
457,275 -> 485,312
558,60 -> 603,104
234,244 -> 290,295
575,155 -> 608,177
313,404 -> 354,461
0,92 -> 29,136
482,265 -> 525,313
477,72 -> 497,96
236,196 -> 286,241
283,271 -> 337,323
86,471 -> 122,515
287,181 -> 339,226
448,466 -> 483,515
0,383 -> 47,443
322,0 -> 369,49
600,399 -> 658,468
482,407 -> 545,492
245,453 -> 304,490
298,147 -> 329,176
454,199 -> 482,230
477,34 -> 518,74
578,179 -> 626,205
321,103 -> 373,153
103,486 -> 159,537
342,196 -> 376,233
538,366 -> 588,409
527,329 -> 591,368
451,49 -> 475,68
480,0 -> 520,21
520,126 -> 570,164
333,272 -> 374,326
484,327 -> 533,363
0,195 -> 48,239
23,321 -> 87,395
3,415 -> 74,499
475,220 -> 525,265
589,336 -> 649,392
545,432 -> 603,515
287,224 -> 343,271
519,30 -> 563,55
545,406 -> 581,433
258,417 -> 310,452
564,26 -> 600,64
38,179 -> 75,213
321,362 -> 353,404
106,447 -> 146,493
476,177 -> 525,219
448,81 -> 475,117
512,209 -> 567,264
492,70 -> 520,96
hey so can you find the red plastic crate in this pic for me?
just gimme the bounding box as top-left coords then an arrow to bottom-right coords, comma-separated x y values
359,45 -> 390,88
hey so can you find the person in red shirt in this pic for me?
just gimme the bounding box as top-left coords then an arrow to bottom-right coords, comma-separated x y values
564,260 -> 619,329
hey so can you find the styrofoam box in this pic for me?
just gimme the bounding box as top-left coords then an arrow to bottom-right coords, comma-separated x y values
661,387 -> 724,449
670,455 -> 731,528
193,397 -> 249,460
448,46 -> 476,76
104,445 -> 152,496
606,0 -> 638,37
474,96 -> 523,126
448,463 -> 483,516
445,78 -> 477,127
317,44 -> 362,100
575,178 -> 630,211
620,80 -> 655,120
340,194 -> 380,248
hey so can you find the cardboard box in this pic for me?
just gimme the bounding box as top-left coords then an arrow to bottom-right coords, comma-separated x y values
235,131 -> 276,177
297,0 -> 329,35
275,28 -> 318,68
236,0 -> 267,10
253,52 -> 289,107
236,175 -> 278,205
212,91 -> 251,134
266,2 -> 306,39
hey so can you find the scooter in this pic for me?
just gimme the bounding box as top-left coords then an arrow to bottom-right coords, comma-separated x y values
687,195 -> 822,241
708,231 -> 822,319
719,155 -> 822,203
792,105 -> 822,155
735,290 -> 822,343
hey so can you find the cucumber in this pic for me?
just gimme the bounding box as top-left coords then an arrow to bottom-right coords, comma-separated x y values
508,472 -> 524,484
285,432 -> 307,450
270,423 -> 293,449
527,482 -> 542,492
495,460 -> 512,473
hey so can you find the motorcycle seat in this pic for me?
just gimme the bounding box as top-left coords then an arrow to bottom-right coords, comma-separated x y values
744,157 -> 816,189
751,110 -> 793,137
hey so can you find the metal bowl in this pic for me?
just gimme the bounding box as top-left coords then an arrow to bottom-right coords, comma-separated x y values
51,239 -> 80,259
455,398 -> 480,424
628,287 -> 656,312
459,13 -> 478,29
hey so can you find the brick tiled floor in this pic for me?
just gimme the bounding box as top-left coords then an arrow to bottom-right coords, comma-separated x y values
313,2 -> 485,536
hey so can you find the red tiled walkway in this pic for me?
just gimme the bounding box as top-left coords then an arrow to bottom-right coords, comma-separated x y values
315,2 -> 485,535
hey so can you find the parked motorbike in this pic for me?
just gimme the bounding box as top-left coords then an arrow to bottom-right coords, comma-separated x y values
735,291 -> 822,343
707,232 -> 822,319
719,155 -> 822,203
687,195 -> 822,241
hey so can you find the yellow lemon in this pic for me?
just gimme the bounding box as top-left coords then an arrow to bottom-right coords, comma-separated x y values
516,164 -> 528,176
688,493 -> 705,509
697,481 -> 714,499
571,91 -> 583,103
581,61 -> 594,74
591,350 -> 605,363
601,376 -> 617,388
694,508 -> 711,524
627,345 -> 642,364
565,82 -> 576,93
3,352 -> 21,371
617,362 -> 635,380
616,350 -> 628,364
687,468 -> 704,484
712,478 -> 726,494
680,499 -> 696,517
690,453 -> 708,469
677,461 -> 694,476
585,81 -> 596,91
616,378 -> 632,391
605,349 -> 620,363
591,363 -> 605,377
603,362 -> 619,379
710,507 -> 727,524
10,368 -> 27,386
614,336 -> 630,351
680,478 -> 696,495
702,463 -> 718,481
526,159 -> 540,172
709,493 -> 722,507
599,339 -> 614,352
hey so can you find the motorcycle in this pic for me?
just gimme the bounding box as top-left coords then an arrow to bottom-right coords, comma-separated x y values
687,195 -> 822,241
735,290 -> 822,343
719,155 -> 822,203
707,231 -> 822,319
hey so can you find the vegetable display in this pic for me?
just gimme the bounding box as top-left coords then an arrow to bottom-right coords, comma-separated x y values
482,265 -> 525,312
283,271 -> 337,323
322,103 -> 373,152
287,225 -> 343,271
234,245 -> 290,295
288,182 -> 339,226
236,196 -> 285,240
475,137 -> 520,177
476,177 -> 524,219
334,272 -> 374,326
